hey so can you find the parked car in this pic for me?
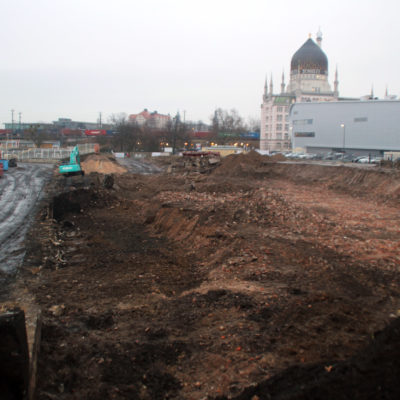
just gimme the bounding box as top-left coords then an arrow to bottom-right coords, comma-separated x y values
370,157 -> 383,164
352,156 -> 367,163
355,156 -> 370,163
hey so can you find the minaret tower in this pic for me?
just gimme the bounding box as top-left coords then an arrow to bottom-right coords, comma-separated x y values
316,27 -> 322,47
269,74 -> 273,95
334,66 -> 339,97
281,71 -> 285,93
263,76 -> 268,100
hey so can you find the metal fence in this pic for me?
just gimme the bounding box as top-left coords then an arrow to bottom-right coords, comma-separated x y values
0,143 -> 97,161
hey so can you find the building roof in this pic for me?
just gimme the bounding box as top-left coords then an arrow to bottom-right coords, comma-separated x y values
129,109 -> 170,121
291,38 -> 328,75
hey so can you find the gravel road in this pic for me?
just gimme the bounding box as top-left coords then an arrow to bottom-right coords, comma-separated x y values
0,163 -> 53,277
116,157 -> 162,174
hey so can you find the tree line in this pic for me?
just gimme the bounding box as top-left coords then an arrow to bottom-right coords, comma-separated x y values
105,108 -> 260,153
11,108 -> 260,152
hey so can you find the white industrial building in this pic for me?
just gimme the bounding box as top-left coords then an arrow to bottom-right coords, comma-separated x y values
290,100 -> 400,155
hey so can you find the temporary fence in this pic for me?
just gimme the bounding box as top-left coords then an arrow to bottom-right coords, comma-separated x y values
0,143 -> 98,161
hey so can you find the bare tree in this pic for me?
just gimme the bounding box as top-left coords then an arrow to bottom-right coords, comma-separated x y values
247,116 -> 261,133
109,113 -> 140,152
25,125 -> 49,147
210,108 -> 246,143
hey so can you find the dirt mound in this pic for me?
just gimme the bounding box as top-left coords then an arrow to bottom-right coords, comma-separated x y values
264,163 -> 400,204
212,151 -> 270,177
81,154 -> 127,175
217,317 -> 400,400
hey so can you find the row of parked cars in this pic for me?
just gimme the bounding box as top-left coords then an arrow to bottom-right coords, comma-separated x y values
271,151 -> 383,164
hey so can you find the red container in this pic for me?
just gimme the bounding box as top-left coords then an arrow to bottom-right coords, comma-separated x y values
0,163 -> 3,178
85,129 -> 107,136
61,128 -> 83,136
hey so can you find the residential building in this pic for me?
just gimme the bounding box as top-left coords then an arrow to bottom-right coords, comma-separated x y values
129,109 -> 171,129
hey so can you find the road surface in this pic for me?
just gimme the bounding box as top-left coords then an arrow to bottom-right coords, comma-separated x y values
116,157 -> 162,174
0,163 -> 53,281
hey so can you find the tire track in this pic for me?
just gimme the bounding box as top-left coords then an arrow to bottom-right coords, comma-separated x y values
0,163 -> 53,275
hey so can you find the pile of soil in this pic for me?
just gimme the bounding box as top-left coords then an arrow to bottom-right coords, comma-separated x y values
15,158 -> 400,399
212,151 -> 270,177
260,163 -> 400,204
81,154 -> 128,175
217,317 -> 400,400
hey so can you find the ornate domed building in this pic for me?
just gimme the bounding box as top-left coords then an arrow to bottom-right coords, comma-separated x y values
260,30 -> 339,151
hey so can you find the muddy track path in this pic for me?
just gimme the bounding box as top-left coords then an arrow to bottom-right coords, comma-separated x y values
0,163 -> 53,280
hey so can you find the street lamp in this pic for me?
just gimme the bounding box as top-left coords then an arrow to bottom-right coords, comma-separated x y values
340,123 -> 346,160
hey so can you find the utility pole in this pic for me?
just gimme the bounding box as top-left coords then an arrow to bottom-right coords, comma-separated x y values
18,112 -> 22,134
99,112 -> 102,128
11,109 -> 15,133
172,112 -> 180,155
9,109 -> 15,144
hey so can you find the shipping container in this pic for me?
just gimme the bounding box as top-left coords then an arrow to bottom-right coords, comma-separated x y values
85,129 -> 107,136
217,132 -> 240,138
61,128 -> 84,136
191,131 -> 212,138
240,132 -> 260,139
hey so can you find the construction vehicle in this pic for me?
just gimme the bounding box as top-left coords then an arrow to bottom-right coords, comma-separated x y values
0,159 -> 9,171
59,146 -> 84,176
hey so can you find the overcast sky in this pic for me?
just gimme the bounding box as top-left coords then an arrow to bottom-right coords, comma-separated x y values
1,0 -> 399,127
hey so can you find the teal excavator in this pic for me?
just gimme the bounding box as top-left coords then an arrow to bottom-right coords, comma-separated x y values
59,145 -> 84,176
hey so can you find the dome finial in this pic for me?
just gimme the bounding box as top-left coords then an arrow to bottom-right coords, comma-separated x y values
316,27 -> 322,47
308,32 -> 312,39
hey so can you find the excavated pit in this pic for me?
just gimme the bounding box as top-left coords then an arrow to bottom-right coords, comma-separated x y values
15,153 -> 400,399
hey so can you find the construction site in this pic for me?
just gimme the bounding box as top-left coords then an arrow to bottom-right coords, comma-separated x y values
1,151 -> 400,399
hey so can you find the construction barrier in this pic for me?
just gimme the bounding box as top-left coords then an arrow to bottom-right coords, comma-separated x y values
0,143 -> 99,161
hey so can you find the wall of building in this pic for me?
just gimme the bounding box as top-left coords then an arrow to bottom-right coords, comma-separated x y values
290,100 -> 400,153
260,95 -> 293,151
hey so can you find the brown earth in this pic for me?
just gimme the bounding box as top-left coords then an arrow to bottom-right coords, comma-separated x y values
13,153 -> 400,399
81,154 -> 128,175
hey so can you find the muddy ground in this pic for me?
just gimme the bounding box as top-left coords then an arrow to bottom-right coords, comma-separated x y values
13,153 -> 400,399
